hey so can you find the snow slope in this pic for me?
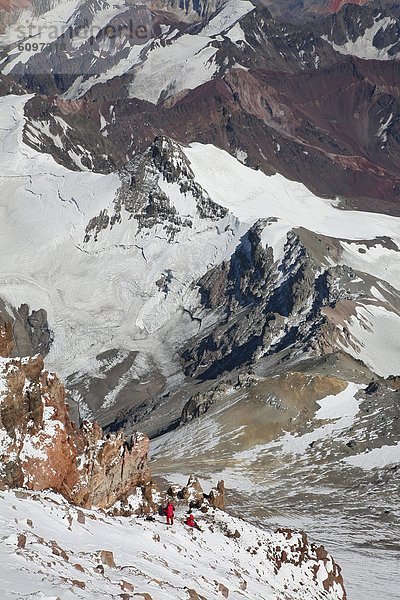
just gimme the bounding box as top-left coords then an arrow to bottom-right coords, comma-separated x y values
0,489 -> 345,600
1,94 -> 399,411
0,94 -> 243,395
184,143 -> 400,256
337,304 -> 400,377
127,0 -> 254,103
1,0 -> 255,100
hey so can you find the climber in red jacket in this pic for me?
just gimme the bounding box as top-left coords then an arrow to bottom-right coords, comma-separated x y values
185,513 -> 201,531
165,501 -> 175,525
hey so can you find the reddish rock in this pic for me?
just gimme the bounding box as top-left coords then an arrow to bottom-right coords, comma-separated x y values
328,0 -> 369,12
17,533 -> 26,549
270,528 -> 346,599
217,583 -> 229,598
100,550 -> 117,568
0,321 -> 13,357
121,581 -> 135,592
0,356 -> 151,509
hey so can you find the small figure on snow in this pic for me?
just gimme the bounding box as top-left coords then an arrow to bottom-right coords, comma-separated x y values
164,501 -> 175,525
185,513 -> 201,531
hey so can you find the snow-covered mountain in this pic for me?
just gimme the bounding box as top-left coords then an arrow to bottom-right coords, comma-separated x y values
0,0 -> 399,598
1,91 -> 399,420
2,0 -> 399,212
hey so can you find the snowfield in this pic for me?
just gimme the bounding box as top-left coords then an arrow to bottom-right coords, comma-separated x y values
0,94 -> 399,406
337,304 -> 400,378
344,441 -> 400,470
276,383 -> 363,456
0,489 -> 345,600
184,143 -> 400,255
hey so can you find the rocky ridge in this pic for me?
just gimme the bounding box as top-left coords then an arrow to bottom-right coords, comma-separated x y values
84,136 -> 228,244
181,223 -> 400,381
0,353 -> 152,509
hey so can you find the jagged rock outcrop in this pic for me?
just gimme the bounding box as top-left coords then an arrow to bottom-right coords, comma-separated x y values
180,382 -> 231,424
181,223 -> 400,380
207,480 -> 225,510
269,528 -> 346,599
84,136 -> 227,244
177,475 -> 204,505
168,475 -> 226,511
0,355 -> 150,509
0,299 -> 52,359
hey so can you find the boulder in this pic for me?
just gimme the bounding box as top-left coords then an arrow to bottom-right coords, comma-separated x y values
100,550 -> 116,568
178,476 -> 204,505
218,583 -> 229,598
208,481 -> 225,510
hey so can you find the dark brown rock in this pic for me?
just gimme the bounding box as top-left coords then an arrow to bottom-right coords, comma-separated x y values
94,565 -> 105,575
76,510 -> 85,524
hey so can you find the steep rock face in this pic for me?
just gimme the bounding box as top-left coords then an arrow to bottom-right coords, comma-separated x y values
181,223 -> 315,378
182,223 -> 399,379
317,1 -> 400,59
0,355 -> 150,508
0,298 -> 52,359
0,319 -> 13,358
